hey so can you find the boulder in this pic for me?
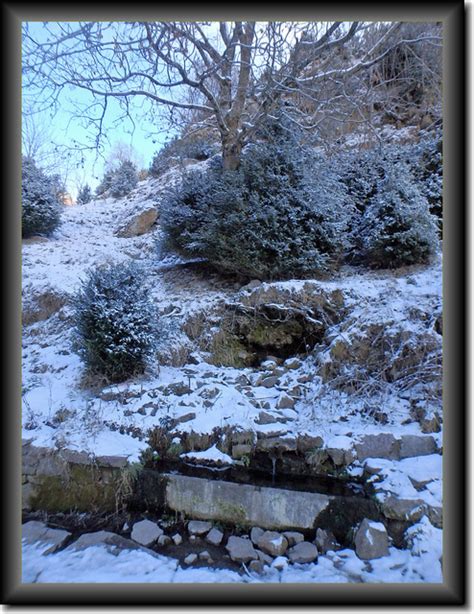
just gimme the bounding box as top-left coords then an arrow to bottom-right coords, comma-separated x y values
131,519 -> 163,546
183,553 -> 198,565
172,533 -> 182,546
187,520 -> 212,536
283,531 -> 304,547
22,521 -> 71,555
115,205 -> 158,237
287,541 -> 318,564
399,435 -> 436,459
248,559 -> 264,574
381,496 -> 426,522
257,531 -> 288,557
22,285 -> 68,326
206,527 -> 224,546
314,528 -> 340,554
225,536 -> 258,563
276,394 -> 295,410
354,433 -> 400,462
271,556 -> 289,571
250,527 -> 265,545
354,519 -> 389,560
66,531 -> 156,556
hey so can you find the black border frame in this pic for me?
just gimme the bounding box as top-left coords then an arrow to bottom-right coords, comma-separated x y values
2,1 -> 467,607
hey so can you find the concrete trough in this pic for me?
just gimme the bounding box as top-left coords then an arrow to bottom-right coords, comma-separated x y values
163,473 -> 332,530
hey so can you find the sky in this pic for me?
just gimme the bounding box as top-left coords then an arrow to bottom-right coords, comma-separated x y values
22,22 -> 180,199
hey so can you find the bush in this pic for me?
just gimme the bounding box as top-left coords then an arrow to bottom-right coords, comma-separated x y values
22,156 -> 62,238
109,160 -> 138,198
73,262 -> 157,382
95,169 -> 115,197
359,162 -> 439,269
160,140 -> 350,280
149,137 -> 218,178
77,184 -> 92,205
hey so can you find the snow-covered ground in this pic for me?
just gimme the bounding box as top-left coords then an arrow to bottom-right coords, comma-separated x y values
21,168 -> 443,584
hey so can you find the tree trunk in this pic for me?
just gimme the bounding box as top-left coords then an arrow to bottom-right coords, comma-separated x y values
222,137 -> 243,171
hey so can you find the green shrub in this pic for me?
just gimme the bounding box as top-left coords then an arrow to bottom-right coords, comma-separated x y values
77,184 -> 92,205
360,162 -> 439,269
160,140 -> 350,280
22,157 -> 61,237
73,262 -> 157,382
149,137 -> 218,178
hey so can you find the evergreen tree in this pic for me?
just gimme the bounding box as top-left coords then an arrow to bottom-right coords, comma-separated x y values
77,184 -> 92,205
22,156 -> 61,237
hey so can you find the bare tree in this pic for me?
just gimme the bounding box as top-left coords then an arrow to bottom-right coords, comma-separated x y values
22,21 -> 441,170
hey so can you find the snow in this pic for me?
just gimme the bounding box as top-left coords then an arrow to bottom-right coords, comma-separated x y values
21,168 -> 443,585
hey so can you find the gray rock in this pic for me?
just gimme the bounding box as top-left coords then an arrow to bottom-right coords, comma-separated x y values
283,358 -> 302,370
187,520 -> 212,535
256,436 -> 296,453
157,534 -> 172,547
225,536 -> 258,563
354,519 -> 389,560
354,433 -> 400,461
67,531 -> 155,556
131,519 -> 163,546
250,527 -> 265,545
314,528 -> 339,554
199,550 -> 211,561
242,280 -> 262,291
256,549 -> 274,565
399,435 -> 436,459
184,553 -> 198,565
427,505 -> 443,528
231,444 -> 253,459
296,434 -> 324,454
259,376 -> 280,388
22,521 -> 71,554
283,531 -> 305,547
381,496 -> 427,522
257,531 -> 288,557
255,411 -> 279,425
205,527 -> 224,546
276,394 -> 295,410
172,533 -> 183,546
287,541 -> 318,564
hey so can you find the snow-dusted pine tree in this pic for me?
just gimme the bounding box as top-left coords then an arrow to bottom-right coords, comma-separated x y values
360,162 -> 439,269
73,262 -> 157,382
76,184 -> 92,205
21,156 -> 62,237
109,160 -> 138,198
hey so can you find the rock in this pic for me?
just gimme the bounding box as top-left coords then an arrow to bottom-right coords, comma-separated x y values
354,519 -> 389,560
257,531 -> 288,557
22,286 -> 68,326
259,376 -> 280,388
231,444 -> 253,460
131,519 -> 163,546
296,434 -> 324,454
256,549 -> 274,565
206,527 -> 224,546
354,434 -> 400,462
169,412 -> 196,429
248,559 -> 264,573
157,534 -> 172,547
283,531 -> 304,547
427,505 -> 443,528
276,394 -> 295,410
271,556 -> 289,571
184,553 -> 198,565
225,536 -> 258,563
172,533 -> 183,546
255,411 -> 279,425
256,436 -> 297,453
115,205 -> 158,238
381,496 -> 426,522
250,527 -> 265,545
314,528 -> 339,554
399,435 -> 436,459
22,521 -> 71,554
287,541 -> 318,564
283,358 -> 302,370
67,531 -> 155,556
199,550 -> 211,561
23,235 -> 50,244
187,520 -> 212,535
